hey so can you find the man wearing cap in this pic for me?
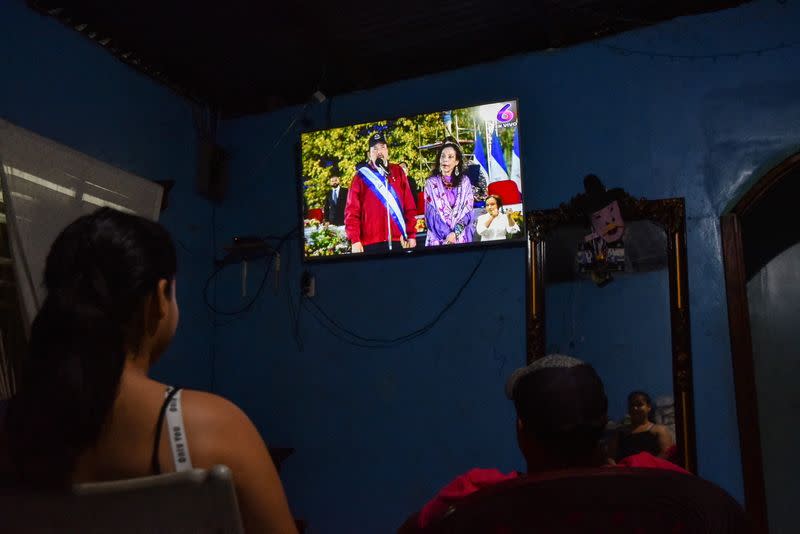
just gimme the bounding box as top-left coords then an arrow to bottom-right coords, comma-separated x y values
412,354 -> 688,529
344,132 -> 417,254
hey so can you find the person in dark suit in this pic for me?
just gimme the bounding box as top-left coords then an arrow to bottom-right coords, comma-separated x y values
399,162 -> 420,205
324,170 -> 347,226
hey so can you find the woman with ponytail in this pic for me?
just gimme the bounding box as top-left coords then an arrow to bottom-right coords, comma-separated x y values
1,208 -> 297,533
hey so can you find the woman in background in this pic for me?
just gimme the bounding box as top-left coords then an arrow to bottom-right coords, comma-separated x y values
0,208 -> 297,534
614,390 -> 674,460
424,138 -> 475,246
476,194 -> 520,241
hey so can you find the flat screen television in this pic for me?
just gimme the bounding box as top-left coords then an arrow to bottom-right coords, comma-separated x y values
299,99 -> 525,261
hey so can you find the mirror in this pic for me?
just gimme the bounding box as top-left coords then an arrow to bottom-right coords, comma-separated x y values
525,187 -> 696,472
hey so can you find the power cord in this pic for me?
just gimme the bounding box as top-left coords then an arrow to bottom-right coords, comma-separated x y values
204,225 -> 298,391
300,249 -> 487,348
210,204 -> 218,390
283,237 -> 305,352
203,227 -> 299,318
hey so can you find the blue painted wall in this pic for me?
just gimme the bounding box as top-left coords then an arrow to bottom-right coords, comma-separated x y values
5,0 -> 800,532
215,1 -> 800,531
0,1 -> 213,388
547,271 -> 674,424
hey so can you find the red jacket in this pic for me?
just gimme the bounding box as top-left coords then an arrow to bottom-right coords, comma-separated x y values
344,163 -> 417,246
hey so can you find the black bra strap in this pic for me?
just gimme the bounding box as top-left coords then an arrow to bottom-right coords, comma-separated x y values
151,387 -> 181,474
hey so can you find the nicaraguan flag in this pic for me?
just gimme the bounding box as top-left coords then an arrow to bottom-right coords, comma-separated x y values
473,129 -> 489,178
509,127 -> 522,192
489,129 -> 509,183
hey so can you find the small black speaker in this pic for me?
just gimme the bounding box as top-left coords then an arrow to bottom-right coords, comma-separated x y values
196,136 -> 229,204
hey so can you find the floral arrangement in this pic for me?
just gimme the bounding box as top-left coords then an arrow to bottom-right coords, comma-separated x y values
305,225 -> 350,257
303,218 -> 321,228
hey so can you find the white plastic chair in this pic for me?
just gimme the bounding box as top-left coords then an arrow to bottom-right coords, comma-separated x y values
0,465 -> 243,533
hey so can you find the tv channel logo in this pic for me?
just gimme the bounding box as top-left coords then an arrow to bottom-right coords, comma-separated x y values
496,103 -> 515,123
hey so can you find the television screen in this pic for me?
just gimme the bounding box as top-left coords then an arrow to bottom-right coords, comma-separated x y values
299,100 -> 525,261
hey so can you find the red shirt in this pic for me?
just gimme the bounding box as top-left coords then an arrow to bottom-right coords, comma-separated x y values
344,163 -> 417,246
418,453 -> 689,528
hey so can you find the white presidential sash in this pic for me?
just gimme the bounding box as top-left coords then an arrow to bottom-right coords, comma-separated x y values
357,165 -> 407,240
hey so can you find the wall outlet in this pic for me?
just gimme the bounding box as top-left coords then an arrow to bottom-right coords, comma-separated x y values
301,272 -> 315,297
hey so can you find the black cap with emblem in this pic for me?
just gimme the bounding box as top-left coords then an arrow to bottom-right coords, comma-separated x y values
368,131 -> 388,148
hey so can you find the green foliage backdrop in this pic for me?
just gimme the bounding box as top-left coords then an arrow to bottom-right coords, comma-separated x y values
300,106 -> 515,211
301,114 -> 443,210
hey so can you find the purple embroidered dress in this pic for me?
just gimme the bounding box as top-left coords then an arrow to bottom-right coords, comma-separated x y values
424,175 -> 475,246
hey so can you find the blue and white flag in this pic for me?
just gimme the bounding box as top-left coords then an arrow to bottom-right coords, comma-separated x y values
489,129 -> 509,184
509,127 -> 522,192
473,129 -> 489,179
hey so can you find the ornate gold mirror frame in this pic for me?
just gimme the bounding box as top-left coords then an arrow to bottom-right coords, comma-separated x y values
525,194 -> 697,473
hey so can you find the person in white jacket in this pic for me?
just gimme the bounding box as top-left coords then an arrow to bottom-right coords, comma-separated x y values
476,194 -> 520,241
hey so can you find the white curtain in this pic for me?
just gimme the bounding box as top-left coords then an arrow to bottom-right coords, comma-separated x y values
0,118 -> 163,398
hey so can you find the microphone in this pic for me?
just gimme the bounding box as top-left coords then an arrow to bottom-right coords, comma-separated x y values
375,158 -> 389,176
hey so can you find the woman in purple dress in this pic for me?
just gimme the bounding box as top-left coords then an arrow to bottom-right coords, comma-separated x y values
423,139 -> 475,246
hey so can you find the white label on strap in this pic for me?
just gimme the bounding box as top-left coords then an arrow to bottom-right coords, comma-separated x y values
165,388 -> 193,472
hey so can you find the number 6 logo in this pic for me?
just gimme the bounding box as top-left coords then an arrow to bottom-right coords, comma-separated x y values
496,103 -> 515,123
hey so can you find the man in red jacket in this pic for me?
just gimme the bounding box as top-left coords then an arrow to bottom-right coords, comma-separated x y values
345,132 -> 417,254
412,354 -> 688,529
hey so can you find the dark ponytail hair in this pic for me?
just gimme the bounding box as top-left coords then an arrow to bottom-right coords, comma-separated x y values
2,208 -> 177,487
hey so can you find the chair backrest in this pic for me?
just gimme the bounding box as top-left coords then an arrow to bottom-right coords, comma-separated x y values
427,467 -> 748,534
0,465 -> 244,533
487,180 -> 522,205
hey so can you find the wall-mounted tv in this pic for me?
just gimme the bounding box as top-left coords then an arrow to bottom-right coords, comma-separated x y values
299,99 -> 525,261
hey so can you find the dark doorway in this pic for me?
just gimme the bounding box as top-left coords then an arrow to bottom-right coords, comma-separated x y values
721,152 -> 800,534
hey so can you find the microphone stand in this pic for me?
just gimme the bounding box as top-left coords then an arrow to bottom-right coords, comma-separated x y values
376,160 -> 392,251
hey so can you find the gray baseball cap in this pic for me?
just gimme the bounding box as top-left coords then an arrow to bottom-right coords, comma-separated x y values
506,354 -> 608,438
